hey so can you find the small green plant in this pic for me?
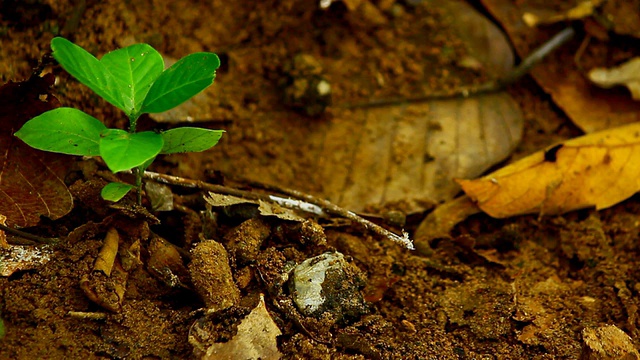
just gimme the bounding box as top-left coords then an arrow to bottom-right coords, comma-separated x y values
16,37 -> 224,203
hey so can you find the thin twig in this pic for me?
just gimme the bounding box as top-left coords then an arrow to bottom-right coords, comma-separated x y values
142,171 -> 414,249
343,27 -> 576,109
0,223 -> 59,245
245,180 -> 413,249
67,311 -> 107,321
497,27 -> 575,87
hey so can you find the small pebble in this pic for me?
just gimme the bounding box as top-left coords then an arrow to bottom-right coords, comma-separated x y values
289,252 -> 368,321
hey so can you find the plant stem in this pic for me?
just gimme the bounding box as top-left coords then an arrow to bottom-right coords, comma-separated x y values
135,165 -> 143,205
129,114 -> 138,133
129,114 -> 143,204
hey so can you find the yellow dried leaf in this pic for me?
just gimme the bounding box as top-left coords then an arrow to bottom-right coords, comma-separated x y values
457,122 -> 640,218
522,0 -> 604,27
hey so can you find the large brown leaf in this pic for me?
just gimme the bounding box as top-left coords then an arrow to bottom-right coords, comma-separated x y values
0,75 -> 73,227
319,93 -> 522,213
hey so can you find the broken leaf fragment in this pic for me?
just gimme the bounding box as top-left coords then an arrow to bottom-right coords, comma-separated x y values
521,0 -> 604,27
458,121 -> 640,218
193,294 -> 282,360
589,57 -> 640,100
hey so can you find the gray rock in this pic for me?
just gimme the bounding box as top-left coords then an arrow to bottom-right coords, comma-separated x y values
289,252 -> 368,321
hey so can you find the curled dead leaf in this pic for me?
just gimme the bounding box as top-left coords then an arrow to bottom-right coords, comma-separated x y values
589,57 -> 640,100
458,121 -> 640,218
93,228 -> 119,276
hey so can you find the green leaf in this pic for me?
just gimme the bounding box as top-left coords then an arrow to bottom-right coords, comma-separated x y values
99,129 -> 163,172
142,52 -> 220,113
51,37 -> 125,112
160,128 -> 224,154
15,107 -> 106,156
101,182 -> 134,202
101,43 -> 164,117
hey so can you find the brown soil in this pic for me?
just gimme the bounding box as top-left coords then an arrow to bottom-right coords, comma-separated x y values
1,0 -> 640,359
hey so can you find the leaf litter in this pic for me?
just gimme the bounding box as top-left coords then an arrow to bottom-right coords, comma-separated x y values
419,1 -> 640,243
481,0 -> 640,133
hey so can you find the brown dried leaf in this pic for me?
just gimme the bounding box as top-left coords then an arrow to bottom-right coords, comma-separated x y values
413,195 -> 480,250
0,75 -> 73,227
203,294 -> 282,360
582,325 -> 640,360
458,122 -> 640,218
320,93 -> 522,213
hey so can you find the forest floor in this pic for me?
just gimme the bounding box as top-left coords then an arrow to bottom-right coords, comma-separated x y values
1,0 -> 640,359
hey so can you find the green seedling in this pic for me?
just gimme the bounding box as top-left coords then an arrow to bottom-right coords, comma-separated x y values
16,37 -> 224,203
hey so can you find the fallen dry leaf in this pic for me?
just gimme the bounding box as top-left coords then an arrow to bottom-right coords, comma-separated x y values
582,325 -> 640,359
0,75 -> 73,227
589,57 -> 640,100
204,192 -> 308,221
437,0 -> 514,78
521,0 -> 604,27
318,93 -> 522,213
202,294 -> 282,360
413,195 -> 480,250
457,121 -> 640,218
